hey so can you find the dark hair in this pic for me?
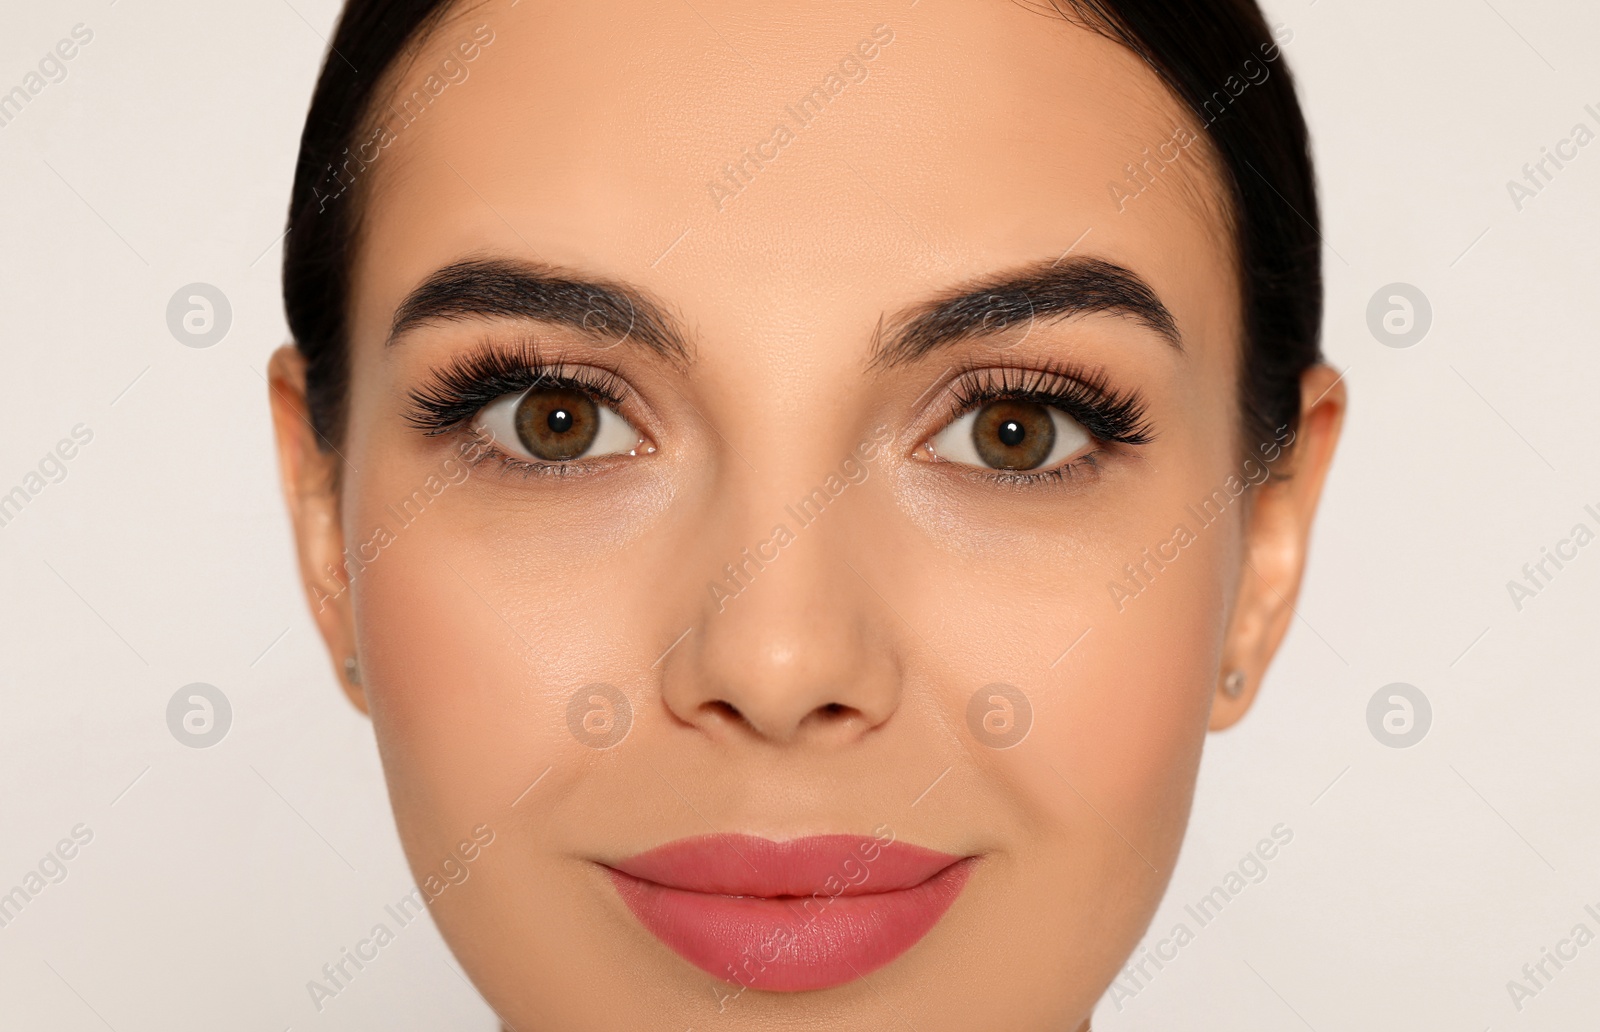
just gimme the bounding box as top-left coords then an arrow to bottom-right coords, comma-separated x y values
283,0 -> 460,449
284,0 -> 1319,453
1043,0 -> 1321,456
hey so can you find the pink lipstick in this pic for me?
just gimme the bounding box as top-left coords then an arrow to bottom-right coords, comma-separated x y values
605,832 -> 972,991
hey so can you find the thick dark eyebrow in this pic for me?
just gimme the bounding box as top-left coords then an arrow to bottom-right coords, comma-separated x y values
386,257 -> 692,364
870,256 -> 1182,368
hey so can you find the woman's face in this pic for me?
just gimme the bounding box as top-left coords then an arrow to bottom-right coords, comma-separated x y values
271,1 -> 1343,1028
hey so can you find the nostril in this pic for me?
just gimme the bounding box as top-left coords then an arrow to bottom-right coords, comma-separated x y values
703,699 -> 746,725
814,702 -> 860,724
688,699 -> 866,740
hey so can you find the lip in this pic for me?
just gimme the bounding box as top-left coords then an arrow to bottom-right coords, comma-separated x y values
604,833 -> 973,992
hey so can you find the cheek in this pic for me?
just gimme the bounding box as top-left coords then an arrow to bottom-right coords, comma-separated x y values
340,451 -> 712,922
1048,536 -> 1231,823
343,478 -> 665,854
880,490 -> 1235,1013
887,458 -> 1238,857
354,539 -> 547,844
920,538 -> 1227,816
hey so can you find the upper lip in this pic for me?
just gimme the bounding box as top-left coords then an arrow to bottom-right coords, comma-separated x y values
607,833 -> 964,898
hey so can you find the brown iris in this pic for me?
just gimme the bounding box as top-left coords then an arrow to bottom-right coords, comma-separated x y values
972,400 -> 1055,470
513,387 -> 600,461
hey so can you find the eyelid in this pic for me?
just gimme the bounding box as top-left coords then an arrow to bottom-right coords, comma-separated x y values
473,386 -> 645,465
926,405 -> 1092,472
404,339 -> 649,438
925,362 -> 1153,447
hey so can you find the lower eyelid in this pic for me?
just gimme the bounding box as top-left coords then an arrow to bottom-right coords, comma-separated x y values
987,449 -> 1105,484
473,443 -> 630,479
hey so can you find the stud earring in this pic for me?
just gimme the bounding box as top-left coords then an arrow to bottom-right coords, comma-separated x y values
343,656 -> 362,686
1222,669 -> 1246,698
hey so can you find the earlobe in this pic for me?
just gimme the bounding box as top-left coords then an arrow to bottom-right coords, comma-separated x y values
267,345 -> 369,715
1211,363 -> 1347,731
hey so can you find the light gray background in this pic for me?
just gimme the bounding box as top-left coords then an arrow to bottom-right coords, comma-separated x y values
1,0 -> 1596,1028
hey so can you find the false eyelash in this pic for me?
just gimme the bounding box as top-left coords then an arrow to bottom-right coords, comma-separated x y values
404,339 -> 628,437
944,363 -> 1154,446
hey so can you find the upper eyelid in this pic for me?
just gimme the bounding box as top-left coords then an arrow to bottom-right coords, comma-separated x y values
406,375 -> 627,436
403,341 -> 643,433
938,365 -> 1120,415
927,364 -> 1154,445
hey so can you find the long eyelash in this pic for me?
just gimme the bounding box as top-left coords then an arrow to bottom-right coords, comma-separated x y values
404,339 -> 628,436
946,363 -> 1154,446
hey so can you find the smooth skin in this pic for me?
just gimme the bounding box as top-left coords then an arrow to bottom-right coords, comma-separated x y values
269,1 -> 1344,1028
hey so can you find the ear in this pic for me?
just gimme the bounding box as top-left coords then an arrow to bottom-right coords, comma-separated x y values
1210,364 -> 1346,730
267,345 -> 368,714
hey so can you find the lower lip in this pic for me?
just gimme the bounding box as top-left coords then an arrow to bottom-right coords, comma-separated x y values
605,836 -> 973,992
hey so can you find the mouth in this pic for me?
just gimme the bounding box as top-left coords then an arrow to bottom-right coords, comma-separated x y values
603,833 -> 974,992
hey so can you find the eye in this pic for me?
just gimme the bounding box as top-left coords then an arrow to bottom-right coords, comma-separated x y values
474,385 -> 644,463
927,400 -> 1092,472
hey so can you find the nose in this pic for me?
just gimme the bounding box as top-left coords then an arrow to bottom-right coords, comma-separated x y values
659,496 -> 903,746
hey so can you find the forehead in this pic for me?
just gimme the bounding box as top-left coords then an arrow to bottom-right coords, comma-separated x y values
349,0 -> 1236,355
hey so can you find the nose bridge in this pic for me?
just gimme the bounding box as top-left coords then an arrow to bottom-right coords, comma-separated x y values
659,452 -> 901,745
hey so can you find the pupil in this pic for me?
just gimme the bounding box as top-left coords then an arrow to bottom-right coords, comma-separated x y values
548,408 -> 574,434
998,420 -> 1025,447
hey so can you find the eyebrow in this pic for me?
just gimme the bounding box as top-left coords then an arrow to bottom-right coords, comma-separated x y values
386,257 -> 692,363
870,256 -> 1182,368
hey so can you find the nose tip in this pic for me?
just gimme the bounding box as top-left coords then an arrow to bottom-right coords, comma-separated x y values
659,536 -> 902,747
